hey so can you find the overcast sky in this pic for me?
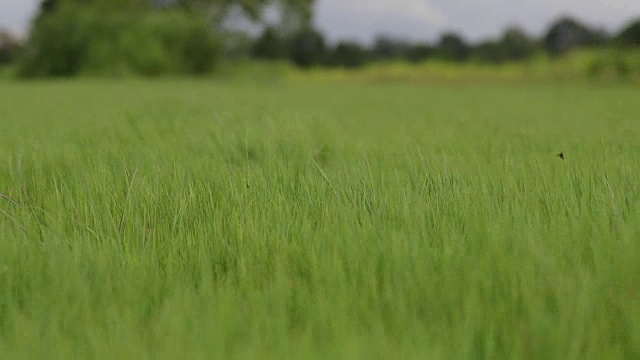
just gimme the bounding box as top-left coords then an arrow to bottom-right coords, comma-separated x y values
1,0 -> 638,43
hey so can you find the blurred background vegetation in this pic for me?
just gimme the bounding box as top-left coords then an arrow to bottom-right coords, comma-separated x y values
0,0 -> 638,81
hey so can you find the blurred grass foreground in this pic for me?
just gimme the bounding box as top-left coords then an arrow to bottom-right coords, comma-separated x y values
0,76 -> 639,359
0,1 -> 639,359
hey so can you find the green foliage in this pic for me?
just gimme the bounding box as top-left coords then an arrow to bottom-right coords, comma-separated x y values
19,6 -> 218,77
0,31 -> 21,66
544,16 -> 607,56
615,18 -> 640,47
367,38 -> 435,64
499,26 -> 538,61
157,13 -> 219,74
404,43 -> 434,63
587,51 -> 636,80
472,41 -> 506,64
371,36 -> 409,61
252,26 -> 288,60
327,41 -> 369,68
287,27 -> 326,68
0,80 -> 638,358
436,32 -> 470,62
471,28 -> 537,64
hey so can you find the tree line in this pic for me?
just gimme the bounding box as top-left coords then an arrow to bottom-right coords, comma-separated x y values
0,0 -> 638,77
253,17 -> 638,69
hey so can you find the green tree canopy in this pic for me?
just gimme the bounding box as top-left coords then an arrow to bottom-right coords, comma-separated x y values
543,16 -> 606,56
287,27 -> 325,68
327,41 -> 368,68
436,32 -> 470,62
615,18 -> 640,47
38,0 -> 315,30
252,26 -> 287,59
499,26 -> 537,61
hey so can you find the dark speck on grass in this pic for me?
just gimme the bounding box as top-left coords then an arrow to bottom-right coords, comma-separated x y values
556,152 -> 564,160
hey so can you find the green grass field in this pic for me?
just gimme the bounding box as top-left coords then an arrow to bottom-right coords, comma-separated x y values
0,79 -> 638,359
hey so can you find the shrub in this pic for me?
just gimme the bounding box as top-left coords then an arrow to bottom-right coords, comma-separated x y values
587,52 -> 634,80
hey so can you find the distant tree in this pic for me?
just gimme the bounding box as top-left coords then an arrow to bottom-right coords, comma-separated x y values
615,18 -> 640,47
436,32 -> 470,62
370,36 -> 409,61
499,26 -> 537,61
327,41 -> 368,68
473,41 -> 505,64
544,16 -> 606,56
404,43 -> 434,63
0,31 -> 21,66
40,0 -> 59,14
252,26 -> 287,60
287,27 -> 326,68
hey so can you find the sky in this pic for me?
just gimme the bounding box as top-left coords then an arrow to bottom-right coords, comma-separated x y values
1,0 -> 638,43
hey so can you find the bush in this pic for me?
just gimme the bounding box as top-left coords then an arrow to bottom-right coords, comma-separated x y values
587,52 -> 634,80
587,58 -> 606,79
18,6 -> 219,77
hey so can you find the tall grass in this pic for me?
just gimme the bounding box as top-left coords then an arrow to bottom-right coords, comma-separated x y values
0,79 -> 638,358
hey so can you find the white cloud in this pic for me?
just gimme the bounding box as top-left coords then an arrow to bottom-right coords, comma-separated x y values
316,0 -> 449,43
321,0 -> 448,27
0,0 -> 39,36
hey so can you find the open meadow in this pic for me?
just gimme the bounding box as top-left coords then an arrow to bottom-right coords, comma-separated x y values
0,78 -> 638,358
